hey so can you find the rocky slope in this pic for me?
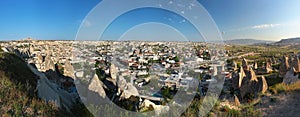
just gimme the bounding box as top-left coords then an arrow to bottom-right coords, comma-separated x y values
0,52 -> 69,116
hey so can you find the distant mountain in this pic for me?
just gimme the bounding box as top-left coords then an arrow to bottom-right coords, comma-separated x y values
224,39 -> 274,45
275,37 -> 300,44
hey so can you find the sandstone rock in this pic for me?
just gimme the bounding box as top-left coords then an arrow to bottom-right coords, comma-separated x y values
44,55 -> 55,71
242,58 -> 249,70
283,67 -> 299,84
232,66 -> 245,90
116,75 -> 139,99
122,83 -> 139,99
233,61 -> 238,71
291,56 -> 300,72
239,67 -> 267,99
37,54 -> 43,64
110,64 -> 117,80
247,66 -> 258,82
234,95 -> 241,106
258,76 -> 268,94
238,66 -> 246,88
88,74 -> 106,98
279,56 -> 290,77
142,99 -> 169,116
265,61 -> 273,73
64,59 -> 75,78
29,44 -> 34,55
254,61 -> 258,70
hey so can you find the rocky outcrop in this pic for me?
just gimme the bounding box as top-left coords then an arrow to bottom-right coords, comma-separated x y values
291,56 -> 300,72
63,59 -> 75,78
238,66 -> 246,88
233,61 -> 238,71
109,64 -> 117,80
44,55 -> 55,71
234,95 -> 241,106
232,66 -> 246,90
242,58 -> 249,70
142,99 -> 169,116
258,76 -> 268,94
254,61 -> 258,70
37,54 -> 44,64
283,68 -> 299,84
88,74 -> 106,99
265,61 -> 273,73
239,67 -> 268,100
279,56 -> 290,77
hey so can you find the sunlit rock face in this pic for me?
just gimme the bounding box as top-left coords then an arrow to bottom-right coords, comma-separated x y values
63,59 -> 75,78
242,58 -> 249,71
44,55 -> 55,71
109,64 -> 117,80
265,61 -> 273,73
236,64 -> 268,100
87,74 -> 107,104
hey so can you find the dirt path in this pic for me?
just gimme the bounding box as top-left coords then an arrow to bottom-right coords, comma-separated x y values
256,90 -> 300,117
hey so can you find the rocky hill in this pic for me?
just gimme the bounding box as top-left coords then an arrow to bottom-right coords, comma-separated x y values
275,37 -> 300,44
0,52 -> 69,116
224,39 -> 274,45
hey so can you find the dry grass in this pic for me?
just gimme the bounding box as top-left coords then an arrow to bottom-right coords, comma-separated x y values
269,81 -> 300,94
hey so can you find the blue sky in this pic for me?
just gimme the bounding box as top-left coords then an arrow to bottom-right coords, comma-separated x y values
1,0 -> 300,41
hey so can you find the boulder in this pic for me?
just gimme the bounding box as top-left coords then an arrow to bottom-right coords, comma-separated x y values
283,67 -> 299,84
64,59 -> 75,78
88,74 -> 106,99
142,99 -> 169,116
122,83 -> 139,99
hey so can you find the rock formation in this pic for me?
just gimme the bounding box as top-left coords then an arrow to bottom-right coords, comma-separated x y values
87,74 -> 107,104
239,67 -> 268,100
283,67 -> 299,84
37,54 -> 43,64
242,58 -> 249,70
234,95 -> 241,106
265,61 -> 273,73
279,56 -> 290,77
64,59 -> 75,78
258,76 -> 268,94
291,56 -> 300,72
44,55 -> 55,71
233,61 -> 238,71
142,99 -> 169,116
110,64 -> 117,80
232,66 -> 246,90
254,61 -> 258,70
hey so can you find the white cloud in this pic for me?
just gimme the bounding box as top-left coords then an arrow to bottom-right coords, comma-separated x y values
251,24 -> 281,29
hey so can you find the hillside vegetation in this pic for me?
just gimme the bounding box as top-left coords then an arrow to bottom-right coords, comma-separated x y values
0,52 -> 68,116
